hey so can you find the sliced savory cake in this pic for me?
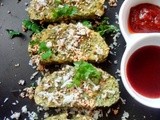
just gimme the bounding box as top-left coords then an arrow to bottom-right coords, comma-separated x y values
27,0 -> 105,22
28,23 -> 109,65
34,61 -> 120,109
45,113 -> 92,120
45,113 -> 67,120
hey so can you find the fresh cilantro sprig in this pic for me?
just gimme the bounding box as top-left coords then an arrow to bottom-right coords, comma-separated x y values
6,29 -> 22,39
38,41 -> 53,60
53,4 -> 77,19
29,39 -> 40,47
82,20 -> 93,29
68,61 -> 101,87
96,17 -> 119,36
22,19 -> 42,33
82,17 -> 119,36
30,40 -> 53,60
55,0 -> 62,5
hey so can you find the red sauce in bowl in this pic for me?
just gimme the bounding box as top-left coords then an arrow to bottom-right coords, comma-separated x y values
127,46 -> 160,98
128,3 -> 160,33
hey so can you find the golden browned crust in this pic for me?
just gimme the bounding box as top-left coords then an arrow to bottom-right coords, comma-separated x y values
28,23 -> 109,66
27,0 -> 105,22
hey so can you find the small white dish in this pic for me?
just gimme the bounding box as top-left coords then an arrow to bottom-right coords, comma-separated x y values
119,0 -> 160,44
119,0 -> 160,108
121,34 -> 160,108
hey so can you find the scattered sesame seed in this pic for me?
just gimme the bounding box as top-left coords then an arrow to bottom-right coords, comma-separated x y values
114,60 -> 118,64
30,71 -> 38,80
15,63 -> 20,67
121,111 -> 129,120
22,105 -> 28,113
120,97 -> 126,104
3,117 -> 9,120
25,2 -> 29,6
12,102 -> 17,105
16,100 -> 19,103
44,112 -> 49,118
27,111 -> 38,120
4,98 -> 9,103
18,79 -> 25,86
7,11 -> 11,14
10,112 -> 21,120
103,5 -> 107,9
0,3 -> 4,6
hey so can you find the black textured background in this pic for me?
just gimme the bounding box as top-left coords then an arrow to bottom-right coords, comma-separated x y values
0,0 -> 160,119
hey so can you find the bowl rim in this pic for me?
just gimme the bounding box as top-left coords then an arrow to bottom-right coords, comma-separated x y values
119,0 -> 160,44
120,34 -> 160,108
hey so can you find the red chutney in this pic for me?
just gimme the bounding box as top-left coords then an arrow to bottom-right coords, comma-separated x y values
128,3 -> 160,33
127,46 -> 160,98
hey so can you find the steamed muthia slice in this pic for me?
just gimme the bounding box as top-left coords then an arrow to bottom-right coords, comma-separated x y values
34,62 -> 119,109
28,23 -> 109,66
45,113 -> 92,120
27,0 -> 105,22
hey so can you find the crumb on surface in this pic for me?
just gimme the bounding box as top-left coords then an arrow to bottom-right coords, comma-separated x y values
121,111 -> 129,120
1,3 -> 4,6
20,87 -> 35,99
108,0 -> 118,7
18,79 -> 25,86
10,112 -> 21,120
15,63 -> 20,67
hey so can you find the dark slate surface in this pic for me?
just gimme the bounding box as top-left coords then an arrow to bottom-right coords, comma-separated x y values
0,0 -> 160,119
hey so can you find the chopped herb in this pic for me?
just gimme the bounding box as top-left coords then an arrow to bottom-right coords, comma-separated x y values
30,82 -> 36,88
53,4 -> 77,19
22,19 -> 42,33
82,20 -> 93,29
41,50 -> 53,60
38,42 -> 50,53
6,29 -> 22,39
96,17 -> 119,36
38,42 -> 53,60
55,0 -> 62,5
69,61 -> 101,87
29,39 -> 40,47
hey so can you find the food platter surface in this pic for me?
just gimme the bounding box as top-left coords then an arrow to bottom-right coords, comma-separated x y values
0,0 -> 160,119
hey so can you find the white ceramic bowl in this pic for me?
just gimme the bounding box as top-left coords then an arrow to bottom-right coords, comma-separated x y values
119,0 -> 160,108
121,34 -> 160,108
119,0 -> 160,44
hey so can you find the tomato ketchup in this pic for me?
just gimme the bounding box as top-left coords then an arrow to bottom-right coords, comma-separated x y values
128,3 -> 160,33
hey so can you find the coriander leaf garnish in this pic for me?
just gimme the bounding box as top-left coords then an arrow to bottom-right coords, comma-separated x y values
82,20 -> 93,29
22,19 -> 42,33
38,42 -> 50,53
82,17 -> 119,36
96,17 -> 119,36
52,4 -> 77,19
69,61 -> 101,87
6,29 -> 22,39
55,0 -> 62,5
41,50 -> 53,60
30,82 -> 37,88
38,41 -> 53,60
29,39 -> 40,47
